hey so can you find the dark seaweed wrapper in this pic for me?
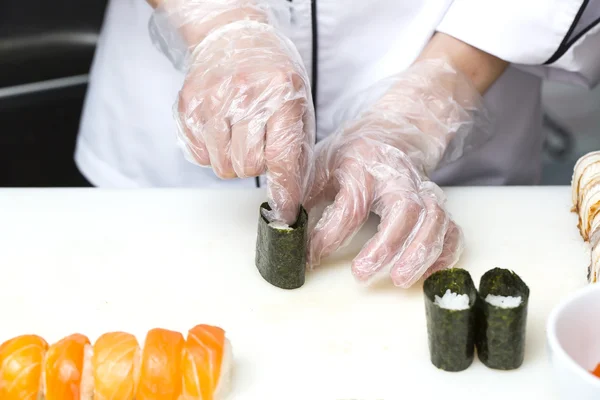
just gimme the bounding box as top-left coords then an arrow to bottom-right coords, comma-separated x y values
423,268 -> 478,372
475,268 -> 530,370
255,202 -> 307,290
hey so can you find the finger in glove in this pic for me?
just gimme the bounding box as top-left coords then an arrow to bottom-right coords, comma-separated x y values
389,182 -> 450,287
351,179 -> 424,284
308,159 -> 375,267
264,97 -> 312,225
231,117 -> 266,178
174,90 -> 210,166
422,220 -> 464,280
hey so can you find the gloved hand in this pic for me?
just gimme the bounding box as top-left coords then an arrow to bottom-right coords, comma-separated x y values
304,59 -> 490,287
149,0 -> 315,225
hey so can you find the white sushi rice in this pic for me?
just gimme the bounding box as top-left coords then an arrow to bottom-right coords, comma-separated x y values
268,221 -> 292,230
261,208 -> 293,230
214,337 -> 234,400
434,289 -> 470,310
485,294 -> 522,308
79,344 -> 95,400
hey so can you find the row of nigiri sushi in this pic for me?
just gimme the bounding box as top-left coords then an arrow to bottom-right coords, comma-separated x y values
0,324 -> 232,400
572,151 -> 600,283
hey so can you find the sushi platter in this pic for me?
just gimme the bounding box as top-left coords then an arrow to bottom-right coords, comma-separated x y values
0,186 -> 590,399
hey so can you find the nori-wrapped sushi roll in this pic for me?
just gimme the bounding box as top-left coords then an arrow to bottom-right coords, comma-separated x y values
475,268 -> 530,370
255,202 -> 308,290
423,268 -> 478,372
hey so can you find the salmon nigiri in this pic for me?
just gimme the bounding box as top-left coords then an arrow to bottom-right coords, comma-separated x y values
0,334 -> 48,399
182,324 -> 233,400
81,331 -> 141,400
136,328 -> 184,400
43,333 -> 90,400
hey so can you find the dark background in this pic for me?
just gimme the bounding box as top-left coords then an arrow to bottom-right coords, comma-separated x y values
0,0 -> 108,187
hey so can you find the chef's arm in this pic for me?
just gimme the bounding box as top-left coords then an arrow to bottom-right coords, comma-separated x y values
434,1 -> 600,88
146,0 -> 270,46
417,32 -> 509,95
358,31 -> 508,171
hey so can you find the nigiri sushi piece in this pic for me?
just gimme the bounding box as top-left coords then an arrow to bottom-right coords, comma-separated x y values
182,324 -> 233,400
42,333 -> 90,400
0,334 -> 48,400
137,328 -> 184,400
79,332 -> 141,400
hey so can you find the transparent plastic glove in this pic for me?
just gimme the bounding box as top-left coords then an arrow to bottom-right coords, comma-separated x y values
304,60 -> 490,287
149,1 -> 315,225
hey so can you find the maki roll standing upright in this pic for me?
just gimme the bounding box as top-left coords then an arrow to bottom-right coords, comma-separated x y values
255,202 -> 308,289
423,268 -> 478,372
475,268 -> 530,370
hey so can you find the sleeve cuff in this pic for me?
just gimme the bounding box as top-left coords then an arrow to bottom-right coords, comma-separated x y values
436,0 -> 584,65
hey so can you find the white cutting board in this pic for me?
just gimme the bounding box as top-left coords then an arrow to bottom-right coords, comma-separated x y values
0,186 -> 589,399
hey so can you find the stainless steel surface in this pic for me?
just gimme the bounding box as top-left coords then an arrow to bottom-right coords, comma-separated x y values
0,74 -> 89,99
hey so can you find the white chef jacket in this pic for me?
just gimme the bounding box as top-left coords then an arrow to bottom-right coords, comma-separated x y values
74,0 -> 600,188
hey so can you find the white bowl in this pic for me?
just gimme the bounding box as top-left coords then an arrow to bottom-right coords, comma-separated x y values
547,284 -> 600,398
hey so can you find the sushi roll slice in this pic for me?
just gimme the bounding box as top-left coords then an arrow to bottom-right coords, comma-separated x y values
579,184 -> 600,242
572,152 -> 600,282
182,324 -> 233,400
590,238 -> 600,283
423,268 -> 478,372
255,202 -> 308,289
137,328 -> 184,399
79,331 -> 141,400
475,268 -> 530,370
42,333 -> 91,400
572,151 -> 600,240
587,212 -> 600,283
572,151 -> 600,210
0,334 -> 48,399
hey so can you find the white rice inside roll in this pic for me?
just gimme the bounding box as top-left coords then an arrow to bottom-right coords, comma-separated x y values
434,289 -> 470,310
485,294 -> 522,308
268,221 -> 292,231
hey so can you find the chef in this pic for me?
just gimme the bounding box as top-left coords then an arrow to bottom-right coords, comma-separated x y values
74,0 -> 600,286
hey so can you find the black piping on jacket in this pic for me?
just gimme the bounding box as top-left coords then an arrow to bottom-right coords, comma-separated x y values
256,0 -> 318,188
545,0 -> 600,64
310,0 -> 318,119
